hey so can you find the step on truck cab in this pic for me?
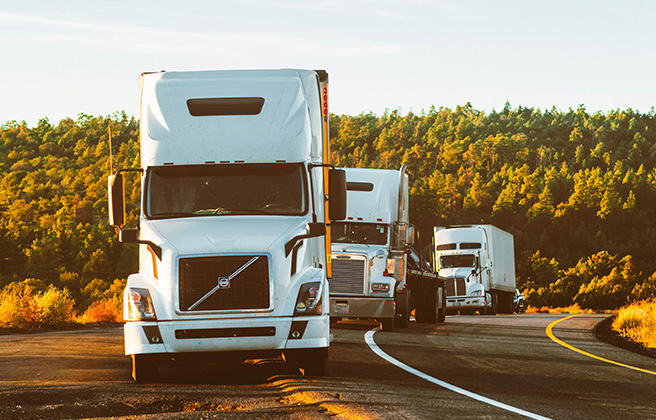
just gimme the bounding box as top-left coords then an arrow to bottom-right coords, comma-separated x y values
107,69 -> 347,381
434,225 -> 516,315
329,166 -> 446,331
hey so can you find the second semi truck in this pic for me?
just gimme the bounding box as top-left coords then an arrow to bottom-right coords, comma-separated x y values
329,166 -> 446,331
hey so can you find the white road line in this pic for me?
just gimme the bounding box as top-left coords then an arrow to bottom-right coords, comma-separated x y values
364,329 -> 552,420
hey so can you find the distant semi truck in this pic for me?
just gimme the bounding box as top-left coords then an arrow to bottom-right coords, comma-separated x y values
434,225 -> 516,314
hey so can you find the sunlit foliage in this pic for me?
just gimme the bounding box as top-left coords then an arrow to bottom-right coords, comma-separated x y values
2,104 -> 656,316
612,298 -> 656,348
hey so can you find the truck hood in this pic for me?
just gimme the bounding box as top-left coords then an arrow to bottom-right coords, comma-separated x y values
144,216 -> 307,256
438,267 -> 476,279
331,243 -> 388,259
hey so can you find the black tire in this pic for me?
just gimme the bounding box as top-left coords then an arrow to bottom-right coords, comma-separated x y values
437,288 -> 446,323
379,318 -> 394,331
131,354 -> 159,383
487,293 -> 498,315
498,291 -> 513,314
415,293 -> 427,323
395,291 -> 411,328
426,289 -> 438,324
395,309 -> 410,328
297,348 -> 328,376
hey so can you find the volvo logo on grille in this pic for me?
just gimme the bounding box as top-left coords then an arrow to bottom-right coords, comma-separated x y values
218,277 -> 230,288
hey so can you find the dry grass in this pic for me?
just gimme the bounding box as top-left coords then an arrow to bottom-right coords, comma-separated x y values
612,298 -> 656,349
525,303 -> 597,314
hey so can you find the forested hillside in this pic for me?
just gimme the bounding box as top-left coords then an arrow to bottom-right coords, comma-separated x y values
2,104 -> 656,312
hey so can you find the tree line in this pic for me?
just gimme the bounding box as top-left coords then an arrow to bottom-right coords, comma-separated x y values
1,103 -> 656,311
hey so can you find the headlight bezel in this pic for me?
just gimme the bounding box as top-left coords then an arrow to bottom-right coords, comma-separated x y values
294,281 -> 323,316
126,287 -> 157,321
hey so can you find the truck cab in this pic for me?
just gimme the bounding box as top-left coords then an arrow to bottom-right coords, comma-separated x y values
108,69 -> 346,381
328,166 -> 413,331
434,225 -> 515,315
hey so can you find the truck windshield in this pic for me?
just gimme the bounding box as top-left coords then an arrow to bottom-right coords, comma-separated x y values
332,223 -> 388,245
440,254 -> 476,268
145,163 -> 307,218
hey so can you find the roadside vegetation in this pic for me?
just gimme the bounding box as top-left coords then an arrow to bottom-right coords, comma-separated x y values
0,279 -> 123,331
524,303 -> 597,314
2,105 -> 656,331
612,299 -> 656,348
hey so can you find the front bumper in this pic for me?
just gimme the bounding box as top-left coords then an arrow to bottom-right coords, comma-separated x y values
125,315 -> 329,356
447,296 -> 486,310
329,297 -> 395,319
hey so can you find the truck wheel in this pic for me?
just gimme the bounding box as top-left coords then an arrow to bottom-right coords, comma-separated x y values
486,293 -> 497,315
298,348 -> 328,376
415,295 -> 426,323
131,354 -> 159,383
437,289 -> 446,323
426,289 -> 438,324
379,318 -> 395,332
395,309 -> 410,328
394,291 -> 411,328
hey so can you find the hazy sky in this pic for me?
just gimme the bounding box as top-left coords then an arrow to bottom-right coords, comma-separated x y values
1,0 -> 655,127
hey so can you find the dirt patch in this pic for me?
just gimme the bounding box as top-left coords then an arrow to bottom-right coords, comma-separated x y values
0,386 -> 246,420
594,315 -> 656,359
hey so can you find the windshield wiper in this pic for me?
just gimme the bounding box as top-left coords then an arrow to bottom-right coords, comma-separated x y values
153,212 -> 194,218
193,208 -> 269,215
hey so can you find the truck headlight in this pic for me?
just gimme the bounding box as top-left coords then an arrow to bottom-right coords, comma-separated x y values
294,281 -> 323,316
386,257 -> 405,283
471,289 -> 483,296
126,288 -> 156,321
371,283 -> 390,293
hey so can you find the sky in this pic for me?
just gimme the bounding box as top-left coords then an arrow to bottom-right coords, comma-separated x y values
1,0 -> 655,127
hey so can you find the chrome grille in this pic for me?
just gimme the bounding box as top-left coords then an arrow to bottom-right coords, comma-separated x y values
330,256 -> 366,295
178,255 -> 270,312
446,277 -> 467,297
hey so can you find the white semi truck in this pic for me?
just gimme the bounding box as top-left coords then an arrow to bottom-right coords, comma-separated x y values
107,69 -> 347,381
434,225 -> 516,315
329,166 -> 446,331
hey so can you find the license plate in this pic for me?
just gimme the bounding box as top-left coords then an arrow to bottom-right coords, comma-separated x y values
335,302 -> 349,314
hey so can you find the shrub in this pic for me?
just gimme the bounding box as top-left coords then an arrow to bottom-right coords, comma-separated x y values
0,283 -> 40,329
78,297 -> 122,323
0,282 -> 77,330
34,286 -> 78,327
612,299 -> 656,349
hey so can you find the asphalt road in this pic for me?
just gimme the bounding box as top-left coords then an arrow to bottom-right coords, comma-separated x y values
1,314 -> 654,419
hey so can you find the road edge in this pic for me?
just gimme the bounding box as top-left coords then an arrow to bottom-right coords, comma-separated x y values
593,315 -> 656,360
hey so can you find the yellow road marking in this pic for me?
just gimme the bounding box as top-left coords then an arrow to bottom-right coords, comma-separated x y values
546,315 -> 656,376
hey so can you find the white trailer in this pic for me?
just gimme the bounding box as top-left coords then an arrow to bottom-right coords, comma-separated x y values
329,166 -> 446,331
434,225 -> 515,314
108,69 -> 346,381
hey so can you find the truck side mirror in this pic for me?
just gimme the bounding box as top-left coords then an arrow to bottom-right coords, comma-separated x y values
108,174 -> 125,227
407,225 -> 415,246
328,169 -> 347,221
